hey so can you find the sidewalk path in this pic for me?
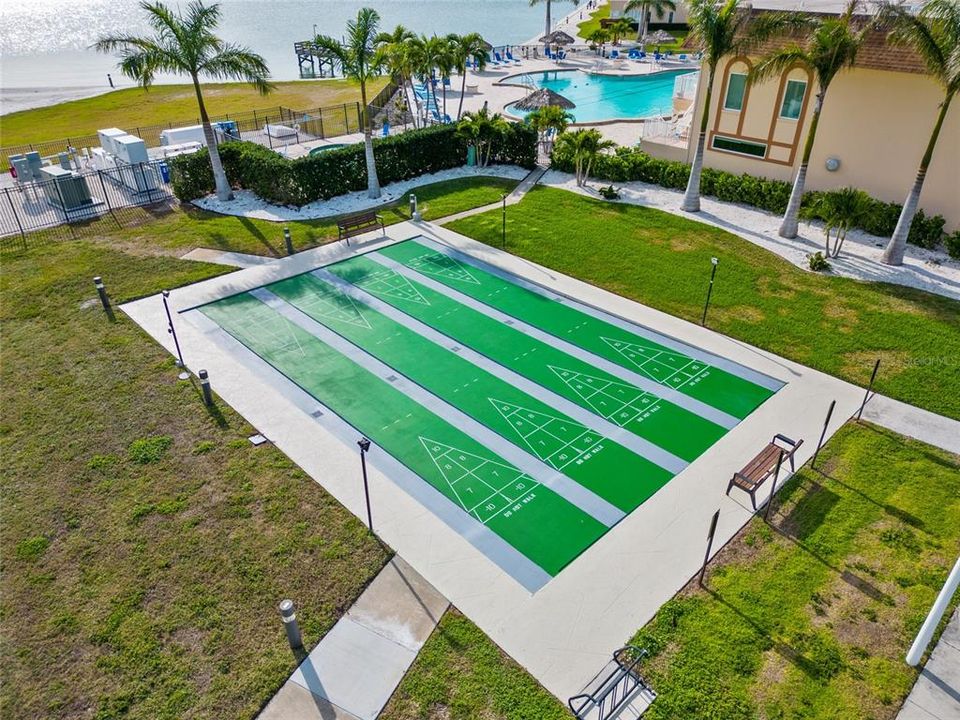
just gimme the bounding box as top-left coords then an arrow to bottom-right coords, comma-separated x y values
436,164 -> 547,225
862,394 -> 960,454
897,610 -> 960,720
258,556 -> 448,720
180,247 -> 277,268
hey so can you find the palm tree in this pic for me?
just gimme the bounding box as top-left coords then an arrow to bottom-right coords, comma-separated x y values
588,28 -> 612,53
435,37 -> 456,120
625,0 -> 677,43
880,0 -> 960,266
409,35 -> 448,123
314,8 -> 385,199
96,1 -> 271,202
527,105 -> 573,149
751,0 -> 872,239
555,128 -> 615,186
608,18 -> 635,45
457,107 -> 509,167
447,33 -> 489,121
805,187 -> 871,257
680,0 -> 797,213
530,0 -> 580,42
375,25 -> 418,126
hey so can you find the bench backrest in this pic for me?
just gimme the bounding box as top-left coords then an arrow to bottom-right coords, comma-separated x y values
339,212 -> 379,228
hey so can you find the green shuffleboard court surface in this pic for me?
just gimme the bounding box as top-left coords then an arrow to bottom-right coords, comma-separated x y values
376,239 -> 779,419
199,293 -> 606,578
323,255 -> 727,461
269,272 -> 673,513
194,237 -> 782,589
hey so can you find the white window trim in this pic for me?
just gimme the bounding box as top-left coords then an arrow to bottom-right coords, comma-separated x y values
723,72 -> 748,112
711,134 -> 768,159
779,79 -> 807,120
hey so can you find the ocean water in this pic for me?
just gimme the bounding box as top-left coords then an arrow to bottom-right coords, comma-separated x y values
0,0 -> 546,94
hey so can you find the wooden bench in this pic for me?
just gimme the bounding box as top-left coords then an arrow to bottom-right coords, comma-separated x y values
337,211 -> 384,245
726,434 -> 804,509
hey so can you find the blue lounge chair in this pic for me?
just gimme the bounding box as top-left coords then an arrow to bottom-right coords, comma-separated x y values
678,53 -> 688,61
506,50 -> 521,65
382,122 -> 390,137
628,48 -> 640,59
488,52 -> 500,67
610,49 -> 620,60
494,51 -> 505,65
557,50 -> 567,61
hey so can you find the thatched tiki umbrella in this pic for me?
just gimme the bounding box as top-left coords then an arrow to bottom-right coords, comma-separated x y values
514,87 -> 575,111
539,30 -> 576,46
642,29 -> 675,51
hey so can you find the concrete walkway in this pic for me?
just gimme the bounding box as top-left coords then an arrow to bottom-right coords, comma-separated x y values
861,394 -> 960,454
436,164 -> 547,225
258,556 -> 448,720
180,247 -> 278,269
897,610 -> 960,720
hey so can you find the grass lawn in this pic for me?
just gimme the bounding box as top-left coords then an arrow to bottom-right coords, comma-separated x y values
0,240 -> 389,719
577,4 -> 687,50
448,187 -> 960,419
630,422 -> 960,719
0,78 -> 388,148
381,609 -> 571,720
8,175 -> 518,258
0,176 -> 515,719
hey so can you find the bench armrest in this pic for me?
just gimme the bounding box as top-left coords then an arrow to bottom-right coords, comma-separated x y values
773,433 -> 799,450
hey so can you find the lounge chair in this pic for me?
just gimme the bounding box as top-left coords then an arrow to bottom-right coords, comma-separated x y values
488,52 -> 500,67
382,122 -> 390,137
506,50 -> 521,65
678,53 -> 688,61
494,51 -> 505,65
557,50 -> 567,61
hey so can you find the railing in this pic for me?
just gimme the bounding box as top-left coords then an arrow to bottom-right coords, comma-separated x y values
0,161 -> 174,244
568,646 -> 656,720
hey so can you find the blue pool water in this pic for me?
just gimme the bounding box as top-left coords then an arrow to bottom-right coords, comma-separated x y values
508,69 -> 696,123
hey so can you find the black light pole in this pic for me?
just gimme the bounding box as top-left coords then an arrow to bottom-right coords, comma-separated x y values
699,509 -> 720,586
501,194 -> 507,249
701,257 -> 719,326
357,437 -> 373,532
161,290 -> 190,380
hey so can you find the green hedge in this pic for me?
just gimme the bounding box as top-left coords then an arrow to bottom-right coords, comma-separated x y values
550,144 -> 948,248
170,123 -> 537,206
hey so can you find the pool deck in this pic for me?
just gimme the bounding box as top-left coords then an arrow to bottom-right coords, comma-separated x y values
121,220 -> 865,704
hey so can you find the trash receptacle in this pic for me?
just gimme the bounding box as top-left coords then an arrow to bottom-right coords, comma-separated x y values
158,161 -> 170,183
467,146 -> 477,166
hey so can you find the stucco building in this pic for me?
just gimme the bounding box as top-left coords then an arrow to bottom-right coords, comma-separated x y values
641,1 -> 960,228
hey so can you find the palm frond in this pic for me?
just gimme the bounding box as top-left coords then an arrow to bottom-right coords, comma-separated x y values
199,44 -> 273,93
749,45 -> 808,83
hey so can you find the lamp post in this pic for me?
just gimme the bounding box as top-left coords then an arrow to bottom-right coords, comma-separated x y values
501,193 -> 507,249
701,257 -> 719,326
357,437 -> 373,532
93,276 -> 110,312
161,290 -> 190,380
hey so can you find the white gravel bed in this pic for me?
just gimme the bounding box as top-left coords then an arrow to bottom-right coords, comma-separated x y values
192,165 -> 529,221
540,170 -> 960,302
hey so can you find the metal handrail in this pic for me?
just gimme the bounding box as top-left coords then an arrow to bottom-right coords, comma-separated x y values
568,645 -> 654,720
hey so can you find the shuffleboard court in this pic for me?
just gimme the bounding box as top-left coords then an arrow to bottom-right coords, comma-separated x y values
324,254 -> 728,461
268,272 -> 676,512
199,293 -> 606,577
377,239 -> 779,419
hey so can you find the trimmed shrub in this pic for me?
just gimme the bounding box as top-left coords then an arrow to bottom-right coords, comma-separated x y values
551,144 -> 947,247
945,231 -> 960,261
169,122 -> 537,205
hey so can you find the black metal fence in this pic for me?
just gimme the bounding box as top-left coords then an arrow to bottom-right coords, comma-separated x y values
0,102 -> 368,167
0,162 -> 174,245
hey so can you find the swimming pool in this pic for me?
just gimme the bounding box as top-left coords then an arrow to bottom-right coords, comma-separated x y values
507,69 -> 696,123
308,143 -> 347,156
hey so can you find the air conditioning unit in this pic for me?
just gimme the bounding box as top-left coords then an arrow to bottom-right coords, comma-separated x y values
97,127 -> 126,154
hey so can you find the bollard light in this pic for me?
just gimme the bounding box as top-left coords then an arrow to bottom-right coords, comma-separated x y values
278,599 -> 303,652
283,227 -> 294,255
410,193 -> 421,222
93,276 -> 111,312
199,369 -> 213,407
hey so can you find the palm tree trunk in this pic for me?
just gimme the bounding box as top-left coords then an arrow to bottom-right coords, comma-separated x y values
360,81 -> 381,198
192,75 -> 232,202
442,80 -> 447,119
458,65 -> 467,120
881,92 -> 953,266
637,5 -> 649,43
545,0 -> 552,38
779,92 -> 823,239
681,66 -> 714,212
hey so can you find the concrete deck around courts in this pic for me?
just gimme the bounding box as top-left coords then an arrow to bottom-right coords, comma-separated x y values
122,220 -> 866,702
896,610 -> 960,720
